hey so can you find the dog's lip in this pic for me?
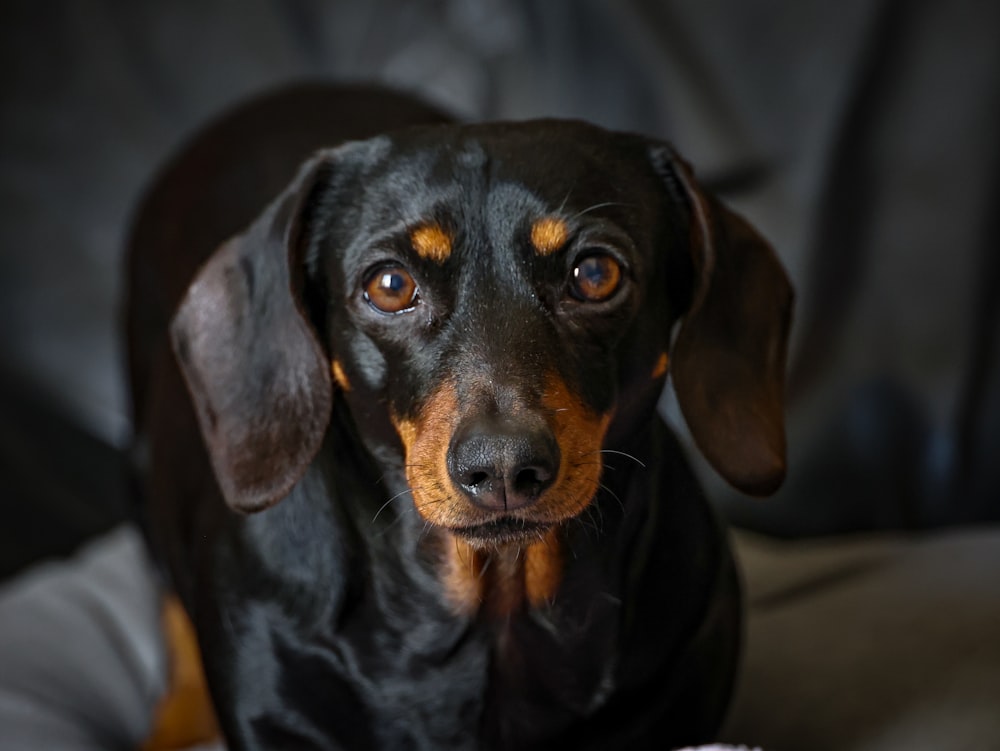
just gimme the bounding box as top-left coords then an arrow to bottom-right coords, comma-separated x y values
451,517 -> 553,546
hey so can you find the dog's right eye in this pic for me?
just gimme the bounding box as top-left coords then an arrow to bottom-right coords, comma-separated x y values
364,266 -> 418,314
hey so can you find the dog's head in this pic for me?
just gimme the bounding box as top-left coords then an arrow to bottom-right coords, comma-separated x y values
171,121 -> 792,551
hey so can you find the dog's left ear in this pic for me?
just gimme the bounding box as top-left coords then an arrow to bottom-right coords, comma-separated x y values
170,151 -> 339,513
651,146 -> 794,496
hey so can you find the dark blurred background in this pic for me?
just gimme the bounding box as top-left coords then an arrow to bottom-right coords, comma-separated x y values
2,0 -> 998,572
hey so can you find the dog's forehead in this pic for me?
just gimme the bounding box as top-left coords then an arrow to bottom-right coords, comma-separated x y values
361,121 -> 650,217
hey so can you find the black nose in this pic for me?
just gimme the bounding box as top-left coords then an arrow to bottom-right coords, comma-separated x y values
447,415 -> 560,511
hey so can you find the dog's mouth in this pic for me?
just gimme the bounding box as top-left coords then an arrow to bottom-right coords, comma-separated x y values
451,517 -> 554,548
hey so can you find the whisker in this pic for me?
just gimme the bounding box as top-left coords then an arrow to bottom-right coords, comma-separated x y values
416,496 -> 448,506
598,482 -> 625,514
372,505 -> 420,537
598,449 -> 646,468
557,187 -> 575,214
572,505 -> 602,538
371,488 -> 414,523
477,554 -> 492,581
589,500 -> 607,529
569,201 -> 634,220
565,537 -> 579,560
453,537 -> 471,567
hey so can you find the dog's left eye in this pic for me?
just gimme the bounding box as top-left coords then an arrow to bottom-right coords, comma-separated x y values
364,266 -> 418,314
570,253 -> 623,302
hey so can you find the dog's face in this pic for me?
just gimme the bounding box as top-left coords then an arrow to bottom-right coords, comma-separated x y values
307,123 -> 691,549
171,120 -> 792,567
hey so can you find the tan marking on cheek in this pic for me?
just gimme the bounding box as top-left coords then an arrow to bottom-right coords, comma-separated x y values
541,373 -> 613,521
410,224 -> 452,263
530,216 -> 569,256
652,352 -> 670,380
331,360 -> 351,392
393,415 -> 417,453
391,385 -> 465,527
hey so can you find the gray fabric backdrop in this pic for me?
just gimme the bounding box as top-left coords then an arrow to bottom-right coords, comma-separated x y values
1,4 -> 999,750
3,1 -> 998,539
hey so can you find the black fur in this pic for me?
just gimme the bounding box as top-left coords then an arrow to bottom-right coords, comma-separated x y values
128,84 -> 792,750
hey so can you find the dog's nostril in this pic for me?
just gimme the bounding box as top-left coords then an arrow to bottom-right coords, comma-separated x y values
467,471 -> 491,489
513,465 -> 553,497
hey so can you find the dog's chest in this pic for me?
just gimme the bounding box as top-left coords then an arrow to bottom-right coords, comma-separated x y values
230,579 -> 623,750
227,487 -> 625,749
323,597 -> 623,750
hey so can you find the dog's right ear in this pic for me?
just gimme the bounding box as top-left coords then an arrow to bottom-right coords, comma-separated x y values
170,152 -> 338,513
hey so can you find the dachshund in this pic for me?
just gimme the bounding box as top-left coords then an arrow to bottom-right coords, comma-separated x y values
127,83 -> 793,750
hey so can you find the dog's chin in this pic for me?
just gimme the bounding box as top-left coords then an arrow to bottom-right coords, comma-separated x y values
450,517 -> 554,550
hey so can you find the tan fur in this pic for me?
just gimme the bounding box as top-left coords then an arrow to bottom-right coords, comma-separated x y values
530,216 -> 569,256
652,352 -> 670,380
393,372 -> 609,616
524,527 -> 563,607
441,529 -> 562,616
331,359 -> 351,392
142,596 -> 219,750
410,224 -> 452,263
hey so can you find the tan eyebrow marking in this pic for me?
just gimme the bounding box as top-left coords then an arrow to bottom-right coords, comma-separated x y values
530,216 -> 569,256
410,224 -> 452,263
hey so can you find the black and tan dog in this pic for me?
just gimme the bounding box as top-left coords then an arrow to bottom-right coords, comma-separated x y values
127,84 -> 792,750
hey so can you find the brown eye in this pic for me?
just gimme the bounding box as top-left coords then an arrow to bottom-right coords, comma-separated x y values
364,266 -> 418,313
570,253 -> 622,302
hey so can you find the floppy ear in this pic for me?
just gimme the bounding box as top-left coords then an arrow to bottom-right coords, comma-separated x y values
653,147 -> 794,496
170,152 -> 337,513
